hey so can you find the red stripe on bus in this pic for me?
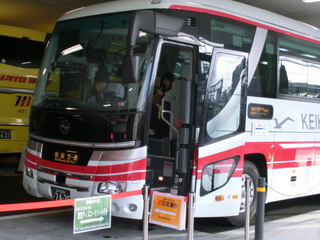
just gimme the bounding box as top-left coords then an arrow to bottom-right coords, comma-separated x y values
95,159 -> 147,175
92,172 -> 146,181
271,160 -> 313,169
196,140 -> 319,179
25,139 -> 320,182
197,145 -> 244,170
245,141 -> 317,168
26,150 -> 146,175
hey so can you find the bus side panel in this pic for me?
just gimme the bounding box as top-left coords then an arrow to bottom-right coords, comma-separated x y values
246,96 -> 320,202
0,92 -> 32,153
0,24 -> 44,153
314,134 -> 320,195
0,64 -> 39,153
195,134 -> 244,217
271,133 -> 315,201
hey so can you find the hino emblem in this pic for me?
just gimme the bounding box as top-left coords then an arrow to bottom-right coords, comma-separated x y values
59,119 -> 70,134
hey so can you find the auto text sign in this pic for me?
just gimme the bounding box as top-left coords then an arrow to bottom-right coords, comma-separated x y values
150,191 -> 186,230
73,195 -> 111,234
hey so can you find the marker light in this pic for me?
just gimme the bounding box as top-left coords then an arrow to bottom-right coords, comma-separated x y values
215,195 -> 225,201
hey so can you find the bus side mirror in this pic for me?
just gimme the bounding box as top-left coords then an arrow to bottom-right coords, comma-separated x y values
128,11 -> 184,48
123,11 -> 184,83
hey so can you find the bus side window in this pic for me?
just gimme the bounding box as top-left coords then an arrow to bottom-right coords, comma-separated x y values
205,52 -> 245,140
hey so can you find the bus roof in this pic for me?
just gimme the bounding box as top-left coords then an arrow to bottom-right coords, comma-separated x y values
59,0 -> 320,43
0,25 -> 46,42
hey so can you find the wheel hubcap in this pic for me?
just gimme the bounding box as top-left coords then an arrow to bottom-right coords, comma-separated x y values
239,174 -> 255,213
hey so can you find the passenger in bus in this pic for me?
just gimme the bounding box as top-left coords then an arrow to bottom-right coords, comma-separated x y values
149,72 -> 174,137
153,71 -> 175,104
87,67 -> 125,102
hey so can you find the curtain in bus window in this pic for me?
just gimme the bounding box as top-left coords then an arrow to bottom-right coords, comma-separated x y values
206,53 -> 245,139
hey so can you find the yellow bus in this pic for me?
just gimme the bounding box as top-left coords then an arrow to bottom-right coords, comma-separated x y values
0,25 -> 46,153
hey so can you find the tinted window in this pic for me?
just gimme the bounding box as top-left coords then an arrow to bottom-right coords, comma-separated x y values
279,35 -> 320,98
0,35 -> 44,68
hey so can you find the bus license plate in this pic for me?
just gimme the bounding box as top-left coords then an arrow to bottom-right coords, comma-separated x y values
51,187 -> 70,200
0,130 -> 11,139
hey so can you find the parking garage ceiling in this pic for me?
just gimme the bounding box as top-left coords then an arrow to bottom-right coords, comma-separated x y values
0,0 -> 320,33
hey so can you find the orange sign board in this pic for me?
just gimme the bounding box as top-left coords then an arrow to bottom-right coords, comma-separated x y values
149,191 -> 186,230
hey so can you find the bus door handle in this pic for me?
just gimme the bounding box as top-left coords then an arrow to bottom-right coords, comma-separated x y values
161,96 -> 179,140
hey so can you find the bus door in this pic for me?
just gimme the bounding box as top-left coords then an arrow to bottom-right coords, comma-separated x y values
147,40 -> 197,196
195,49 -> 248,218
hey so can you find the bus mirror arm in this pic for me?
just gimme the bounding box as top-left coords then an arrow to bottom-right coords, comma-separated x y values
127,11 -> 184,48
123,11 -> 184,83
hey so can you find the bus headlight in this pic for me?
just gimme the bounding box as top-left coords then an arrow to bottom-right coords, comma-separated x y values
26,167 -> 33,178
98,181 -> 127,194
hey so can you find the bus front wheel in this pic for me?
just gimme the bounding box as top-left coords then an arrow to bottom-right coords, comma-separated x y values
226,160 -> 259,226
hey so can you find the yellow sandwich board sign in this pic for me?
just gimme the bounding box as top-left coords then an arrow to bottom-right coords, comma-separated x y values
150,191 -> 186,230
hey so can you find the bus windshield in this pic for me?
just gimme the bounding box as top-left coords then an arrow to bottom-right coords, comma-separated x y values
34,11 -> 151,110
32,12 -> 154,144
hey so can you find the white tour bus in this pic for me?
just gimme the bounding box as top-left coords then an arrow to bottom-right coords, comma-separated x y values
23,0 -> 320,225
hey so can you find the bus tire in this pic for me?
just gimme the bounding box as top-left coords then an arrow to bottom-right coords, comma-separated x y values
226,160 -> 260,226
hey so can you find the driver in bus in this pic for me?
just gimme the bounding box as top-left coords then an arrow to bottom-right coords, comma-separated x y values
87,67 -> 125,102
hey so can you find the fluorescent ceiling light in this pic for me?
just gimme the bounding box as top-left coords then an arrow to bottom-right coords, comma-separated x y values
61,44 -> 83,56
303,0 -> 320,2
301,53 -> 317,59
279,48 -> 289,52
